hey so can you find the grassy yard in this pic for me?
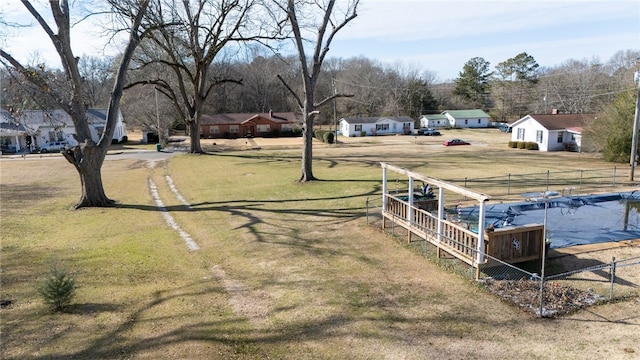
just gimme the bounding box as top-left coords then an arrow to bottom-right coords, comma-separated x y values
1,131 -> 639,359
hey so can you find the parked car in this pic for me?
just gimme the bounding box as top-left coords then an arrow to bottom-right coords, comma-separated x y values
38,141 -> 68,153
498,124 -> 512,132
443,139 -> 470,146
417,128 -> 441,136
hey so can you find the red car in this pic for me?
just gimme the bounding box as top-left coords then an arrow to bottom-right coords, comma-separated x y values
442,139 -> 470,146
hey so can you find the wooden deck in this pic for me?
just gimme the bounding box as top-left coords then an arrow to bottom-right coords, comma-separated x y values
380,162 -> 545,279
383,194 -> 544,275
383,194 -> 480,266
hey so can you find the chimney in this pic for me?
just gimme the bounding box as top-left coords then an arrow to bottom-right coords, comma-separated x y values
269,110 -> 273,118
551,109 -> 558,115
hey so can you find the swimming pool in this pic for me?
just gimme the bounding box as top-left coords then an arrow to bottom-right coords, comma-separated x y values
455,191 -> 640,249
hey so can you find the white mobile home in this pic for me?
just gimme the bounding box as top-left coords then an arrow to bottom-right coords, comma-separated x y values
419,114 -> 449,128
443,109 -> 490,128
339,116 -> 414,137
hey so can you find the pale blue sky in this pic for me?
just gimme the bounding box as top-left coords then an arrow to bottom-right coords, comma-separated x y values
3,0 -> 638,82
328,0 -> 639,80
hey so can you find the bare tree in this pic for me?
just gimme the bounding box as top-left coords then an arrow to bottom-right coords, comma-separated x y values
275,0 -> 359,182
0,0 -> 150,208
78,55 -> 116,108
127,0 -> 273,153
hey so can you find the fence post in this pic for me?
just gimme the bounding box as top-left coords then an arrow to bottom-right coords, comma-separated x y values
580,169 -> 583,191
546,170 -> 550,191
609,256 -> 616,299
508,174 -> 511,195
366,197 -> 370,225
613,166 -> 617,187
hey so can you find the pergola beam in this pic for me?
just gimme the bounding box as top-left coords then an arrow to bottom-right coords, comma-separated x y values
380,162 -> 490,202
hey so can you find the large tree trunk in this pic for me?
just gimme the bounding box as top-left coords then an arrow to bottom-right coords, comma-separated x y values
188,120 -> 203,153
63,144 -> 114,208
299,113 -> 317,182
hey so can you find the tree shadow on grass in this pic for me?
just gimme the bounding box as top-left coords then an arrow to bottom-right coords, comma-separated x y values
0,183 -> 64,203
65,302 -> 122,315
21,269 -> 527,360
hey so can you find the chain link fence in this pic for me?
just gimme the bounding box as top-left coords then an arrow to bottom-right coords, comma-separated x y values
366,196 -> 640,318
443,167 -> 630,200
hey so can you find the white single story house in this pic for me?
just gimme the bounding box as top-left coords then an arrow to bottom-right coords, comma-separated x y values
339,116 -> 415,137
0,108 -> 127,152
0,110 -> 28,153
419,114 -> 449,128
442,109 -> 490,128
510,113 -> 594,152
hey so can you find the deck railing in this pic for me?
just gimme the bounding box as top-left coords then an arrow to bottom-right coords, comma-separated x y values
383,193 -> 543,267
384,194 -> 479,265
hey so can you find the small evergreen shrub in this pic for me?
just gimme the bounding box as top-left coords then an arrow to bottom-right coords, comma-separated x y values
360,131 -> 366,137
38,263 -> 77,312
517,141 -> 526,149
526,142 -> 539,150
508,141 -> 518,148
323,131 -> 335,144
121,136 -> 128,144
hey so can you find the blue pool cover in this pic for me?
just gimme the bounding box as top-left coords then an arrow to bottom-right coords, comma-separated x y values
454,191 -> 640,249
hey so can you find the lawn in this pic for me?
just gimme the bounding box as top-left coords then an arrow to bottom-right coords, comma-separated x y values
1,130 -> 639,359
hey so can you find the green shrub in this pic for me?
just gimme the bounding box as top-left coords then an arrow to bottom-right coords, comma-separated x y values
38,263 -> 77,312
323,131 -> 335,144
517,141 -> 526,149
508,141 -> 518,148
314,129 -> 327,141
360,131 -> 366,137
526,142 -> 539,150
121,136 -> 128,144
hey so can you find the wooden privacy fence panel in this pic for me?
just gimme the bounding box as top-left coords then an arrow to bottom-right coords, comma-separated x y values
485,224 -> 544,263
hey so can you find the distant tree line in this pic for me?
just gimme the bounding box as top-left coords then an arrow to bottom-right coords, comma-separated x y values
4,49 -> 637,133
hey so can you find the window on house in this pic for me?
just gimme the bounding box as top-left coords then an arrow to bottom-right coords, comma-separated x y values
517,128 -> 525,140
376,123 -> 389,131
354,124 -> 362,132
536,130 -> 543,143
557,132 -> 564,143
257,124 -> 270,132
477,119 -> 481,124
464,119 -> 468,125
229,125 -> 239,133
48,131 -> 64,142
211,126 -> 219,134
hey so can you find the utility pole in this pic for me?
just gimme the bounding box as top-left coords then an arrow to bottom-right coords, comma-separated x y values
629,69 -> 640,181
332,78 -> 337,145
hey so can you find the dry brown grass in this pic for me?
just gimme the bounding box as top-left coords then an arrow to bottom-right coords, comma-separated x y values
1,129 -> 639,359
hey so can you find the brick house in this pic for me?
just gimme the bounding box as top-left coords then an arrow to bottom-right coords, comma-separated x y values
200,111 -> 299,138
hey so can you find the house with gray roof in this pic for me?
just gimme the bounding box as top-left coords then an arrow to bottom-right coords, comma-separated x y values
0,108 -> 127,153
442,109 -> 490,128
339,116 -> 415,137
419,113 -> 449,128
0,110 -> 28,153
509,113 -> 595,152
